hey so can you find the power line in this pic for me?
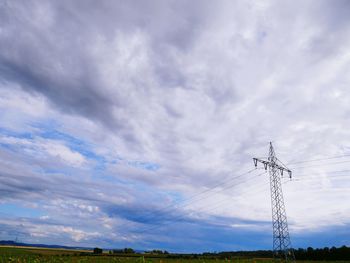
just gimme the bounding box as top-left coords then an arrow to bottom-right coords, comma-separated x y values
289,169 -> 350,182
129,170 -> 265,235
207,180 -> 271,214
295,168 -> 350,177
289,159 -> 350,169
172,173 -> 270,224
128,170 -> 297,242
136,172 -> 343,240
128,150 -> 350,247
120,151 -> 350,246
131,170 -> 276,239
132,171 -> 265,235
287,154 -> 350,165
206,178 -> 294,217
116,168 -> 258,233
292,174 -> 350,182
131,161 -> 347,234
173,168 -> 258,206
181,171 -> 268,217
124,154 -> 350,231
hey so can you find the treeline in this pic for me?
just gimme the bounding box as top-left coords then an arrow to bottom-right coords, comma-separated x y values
93,246 -> 350,260
202,246 -> 350,260
109,248 -> 136,254
145,250 -> 170,255
202,250 -> 272,259
294,246 -> 350,260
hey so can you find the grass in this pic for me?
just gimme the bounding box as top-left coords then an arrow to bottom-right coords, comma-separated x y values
1,247 -> 349,263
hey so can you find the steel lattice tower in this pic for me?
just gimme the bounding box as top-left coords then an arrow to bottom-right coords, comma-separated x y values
253,142 -> 295,262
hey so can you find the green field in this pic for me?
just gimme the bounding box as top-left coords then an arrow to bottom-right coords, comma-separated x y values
1,247 -> 349,263
0,246 -> 265,263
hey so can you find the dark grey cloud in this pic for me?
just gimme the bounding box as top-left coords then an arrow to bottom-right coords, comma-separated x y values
0,171 -> 45,198
0,0 -> 212,130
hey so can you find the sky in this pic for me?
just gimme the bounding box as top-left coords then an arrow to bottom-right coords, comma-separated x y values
0,0 -> 350,253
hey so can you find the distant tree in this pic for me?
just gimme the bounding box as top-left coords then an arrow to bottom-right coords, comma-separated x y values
151,250 -> 163,254
123,248 -> 135,254
149,249 -> 169,255
307,247 -> 314,253
93,247 -> 103,254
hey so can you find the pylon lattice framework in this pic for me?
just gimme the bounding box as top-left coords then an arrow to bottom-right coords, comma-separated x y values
253,142 -> 295,262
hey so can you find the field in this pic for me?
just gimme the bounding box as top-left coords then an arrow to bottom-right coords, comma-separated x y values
0,247 -> 265,263
1,247 -> 350,263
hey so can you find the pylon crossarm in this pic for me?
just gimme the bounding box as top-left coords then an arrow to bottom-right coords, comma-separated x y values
253,158 -> 292,178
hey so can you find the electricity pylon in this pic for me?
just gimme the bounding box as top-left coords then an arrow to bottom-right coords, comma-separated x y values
253,142 -> 295,262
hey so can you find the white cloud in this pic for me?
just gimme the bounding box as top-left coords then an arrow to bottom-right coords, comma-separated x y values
59,226 -> 100,242
41,140 -> 86,167
0,135 -> 86,167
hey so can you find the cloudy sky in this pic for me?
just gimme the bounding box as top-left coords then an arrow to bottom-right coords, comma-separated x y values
0,0 -> 350,253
